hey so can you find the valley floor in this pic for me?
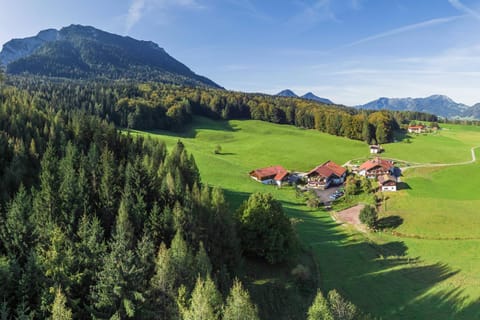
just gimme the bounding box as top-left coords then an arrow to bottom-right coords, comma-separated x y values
133,117 -> 480,319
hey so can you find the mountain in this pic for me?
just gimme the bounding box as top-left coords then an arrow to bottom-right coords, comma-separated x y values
462,103 -> 480,119
357,95 -> 470,118
276,89 -> 334,104
276,89 -> 298,98
301,92 -> 333,104
0,25 -> 221,88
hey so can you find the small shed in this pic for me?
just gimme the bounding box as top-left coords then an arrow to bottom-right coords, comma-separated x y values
369,145 -> 383,154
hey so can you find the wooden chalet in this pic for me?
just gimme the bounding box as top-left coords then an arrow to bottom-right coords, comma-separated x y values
249,165 -> 289,187
378,174 -> 397,192
306,161 -> 347,190
358,157 -> 395,179
408,124 -> 426,134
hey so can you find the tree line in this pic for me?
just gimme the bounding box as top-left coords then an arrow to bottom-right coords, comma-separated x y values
8,77 -> 437,144
0,82 -> 310,319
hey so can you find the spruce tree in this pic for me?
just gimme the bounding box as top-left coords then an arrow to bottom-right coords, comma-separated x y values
0,185 -> 34,261
182,276 -> 223,320
33,143 -> 59,238
51,288 -> 72,320
307,290 -> 333,320
92,205 -> 142,319
223,279 -> 259,320
75,215 -> 106,316
327,290 -> 357,320
99,148 -> 118,231
58,143 -> 80,231
194,242 -> 212,280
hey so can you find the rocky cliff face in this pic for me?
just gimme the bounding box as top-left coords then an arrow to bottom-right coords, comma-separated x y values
0,29 -> 60,65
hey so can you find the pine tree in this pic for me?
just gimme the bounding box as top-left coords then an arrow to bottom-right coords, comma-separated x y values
14,299 -> 33,320
37,226 -> 75,315
0,185 -> 34,261
51,288 -> 72,320
149,242 -> 176,319
169,230 -> 194,291
99,148 -> 118,231
181,276 -> 223,320
327,290 -> 357,320
92,207 -> 142,319
75,215 -> 106,316
58,143 -> 80,231
307,290 -> 333,320
33,143 -> 59,238
194,242 -> 212,279
223,279 -> 259,320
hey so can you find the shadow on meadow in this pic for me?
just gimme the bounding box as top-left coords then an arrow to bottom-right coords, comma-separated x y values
223,189 -> 479,319
377,215 -> 404,230
396,182 -> 411,190
140,116 -> 240,139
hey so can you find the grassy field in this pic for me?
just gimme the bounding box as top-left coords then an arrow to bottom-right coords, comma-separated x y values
134,117 -> 480,319
383,123 -> 480,164
380,163 -> 480,239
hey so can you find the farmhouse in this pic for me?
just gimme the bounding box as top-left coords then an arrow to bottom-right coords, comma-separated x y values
408,124 -> 426,134
249,165 -> 289,187
306,160 -> 347,190
358,157 -> 395,179
378,174 -> 397,192
369,145 -> 383,154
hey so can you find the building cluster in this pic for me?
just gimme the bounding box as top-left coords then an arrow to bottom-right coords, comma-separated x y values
249,156 -> 399,192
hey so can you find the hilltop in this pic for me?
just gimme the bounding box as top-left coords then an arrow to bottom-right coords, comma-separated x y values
0,25 -> 221,88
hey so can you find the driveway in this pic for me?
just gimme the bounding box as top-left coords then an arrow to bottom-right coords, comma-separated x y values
311,185 -> 342,204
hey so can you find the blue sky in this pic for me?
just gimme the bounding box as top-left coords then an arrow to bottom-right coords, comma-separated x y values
2,0 -> 480,105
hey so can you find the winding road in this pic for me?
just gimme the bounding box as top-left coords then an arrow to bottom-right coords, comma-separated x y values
343,146 -> 479,173
399,146 -> 479,173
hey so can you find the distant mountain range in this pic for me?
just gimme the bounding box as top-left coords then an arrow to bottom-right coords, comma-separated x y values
276,89 -> 334,104
356,95 -> 480,119
0,25 -> 221,88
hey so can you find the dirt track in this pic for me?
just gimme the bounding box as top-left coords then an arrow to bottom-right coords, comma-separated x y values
334,204 -> 365,231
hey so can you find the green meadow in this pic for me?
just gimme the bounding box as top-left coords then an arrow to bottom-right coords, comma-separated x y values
383,123 -> 480,164
133,117 -> 480,319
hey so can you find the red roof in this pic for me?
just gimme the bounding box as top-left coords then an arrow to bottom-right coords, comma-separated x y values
274,170 -> 289,181
408,125 -> 425,129
250,165 -> 289,181
359,157 -> 394,172
307,160 -> 346,178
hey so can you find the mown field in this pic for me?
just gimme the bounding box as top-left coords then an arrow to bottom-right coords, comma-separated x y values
133,117 -> 480,319
383,123 -> 480,163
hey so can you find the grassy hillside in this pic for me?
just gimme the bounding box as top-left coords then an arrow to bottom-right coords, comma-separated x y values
383,124 -> 480,163
133,117 -> 480,319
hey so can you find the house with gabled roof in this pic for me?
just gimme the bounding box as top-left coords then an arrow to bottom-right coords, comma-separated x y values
378,174 -> 397,192
306,160 -> 347,190
249,165 -> 289,187
408,124 -> 426,134
358,157 -> 395,179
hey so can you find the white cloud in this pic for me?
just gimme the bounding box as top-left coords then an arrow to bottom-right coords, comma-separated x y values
340,15 -> 464,49
126,0 -> 146,33
449,0 -> 480,20
287,0 -> 338,30
125,0 -> 203,33
226,0 -> 271,21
